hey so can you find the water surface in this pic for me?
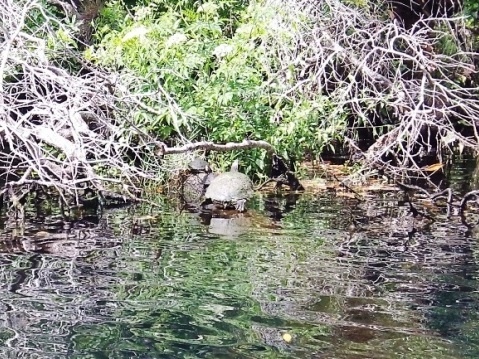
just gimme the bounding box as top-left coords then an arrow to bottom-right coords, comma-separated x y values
0,188 -> 478,358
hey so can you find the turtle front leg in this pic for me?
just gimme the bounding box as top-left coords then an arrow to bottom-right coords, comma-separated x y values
235,199 -> 246,212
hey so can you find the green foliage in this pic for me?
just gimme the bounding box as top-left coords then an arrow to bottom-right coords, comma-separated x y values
90,0 -> 347,175
341,0 -> 369,8
465,0 -> 479,24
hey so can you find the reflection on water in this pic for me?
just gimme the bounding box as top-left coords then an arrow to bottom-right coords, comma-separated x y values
0,192 -> 478,358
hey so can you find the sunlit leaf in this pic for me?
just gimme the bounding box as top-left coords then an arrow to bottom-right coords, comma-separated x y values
422,163 -> 444,172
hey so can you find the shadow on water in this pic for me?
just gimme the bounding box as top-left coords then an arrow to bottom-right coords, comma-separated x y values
1,163 -> 479,357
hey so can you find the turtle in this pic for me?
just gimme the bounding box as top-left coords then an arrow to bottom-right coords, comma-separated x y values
188,158 -> 210,174
181,158 -> 215,206
204,160 -> 254,212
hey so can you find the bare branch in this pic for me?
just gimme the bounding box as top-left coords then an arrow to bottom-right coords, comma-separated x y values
0,0 -> 165,204
163,140 -> 275,155
262,0 -> 478,183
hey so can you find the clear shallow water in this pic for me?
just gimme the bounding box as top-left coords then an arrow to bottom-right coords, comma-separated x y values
0,191 -> 479,358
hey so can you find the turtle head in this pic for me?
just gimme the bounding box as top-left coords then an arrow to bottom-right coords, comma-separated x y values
230,159 -> 239,172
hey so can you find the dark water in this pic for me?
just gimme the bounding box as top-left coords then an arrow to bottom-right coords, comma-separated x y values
1,167 -> 479,358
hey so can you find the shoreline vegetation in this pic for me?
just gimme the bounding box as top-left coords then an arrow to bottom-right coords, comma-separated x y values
1,0 -> 479,212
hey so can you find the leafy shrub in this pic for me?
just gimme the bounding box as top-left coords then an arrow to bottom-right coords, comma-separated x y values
90,0 -> 346,175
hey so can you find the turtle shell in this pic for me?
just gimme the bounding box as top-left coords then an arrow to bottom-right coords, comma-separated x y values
205,171 -> 253,205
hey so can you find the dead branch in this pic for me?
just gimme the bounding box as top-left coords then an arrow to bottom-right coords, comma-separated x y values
162,140 -> 275,155
394,179 -> 479,218
0,0 -> 164,205
460,190 -> 479,211
263,0 -> 478,183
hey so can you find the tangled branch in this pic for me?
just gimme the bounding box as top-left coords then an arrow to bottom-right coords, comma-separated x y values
0,0 -> 166,204
264,0 -> 478,182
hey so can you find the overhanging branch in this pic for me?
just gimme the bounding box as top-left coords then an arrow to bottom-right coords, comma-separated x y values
161,140 -> 275,155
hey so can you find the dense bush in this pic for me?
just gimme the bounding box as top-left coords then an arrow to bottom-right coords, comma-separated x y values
89,0 -> 344,174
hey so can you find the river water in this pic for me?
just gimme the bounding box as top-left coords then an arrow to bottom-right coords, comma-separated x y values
1,164 -> 479,358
